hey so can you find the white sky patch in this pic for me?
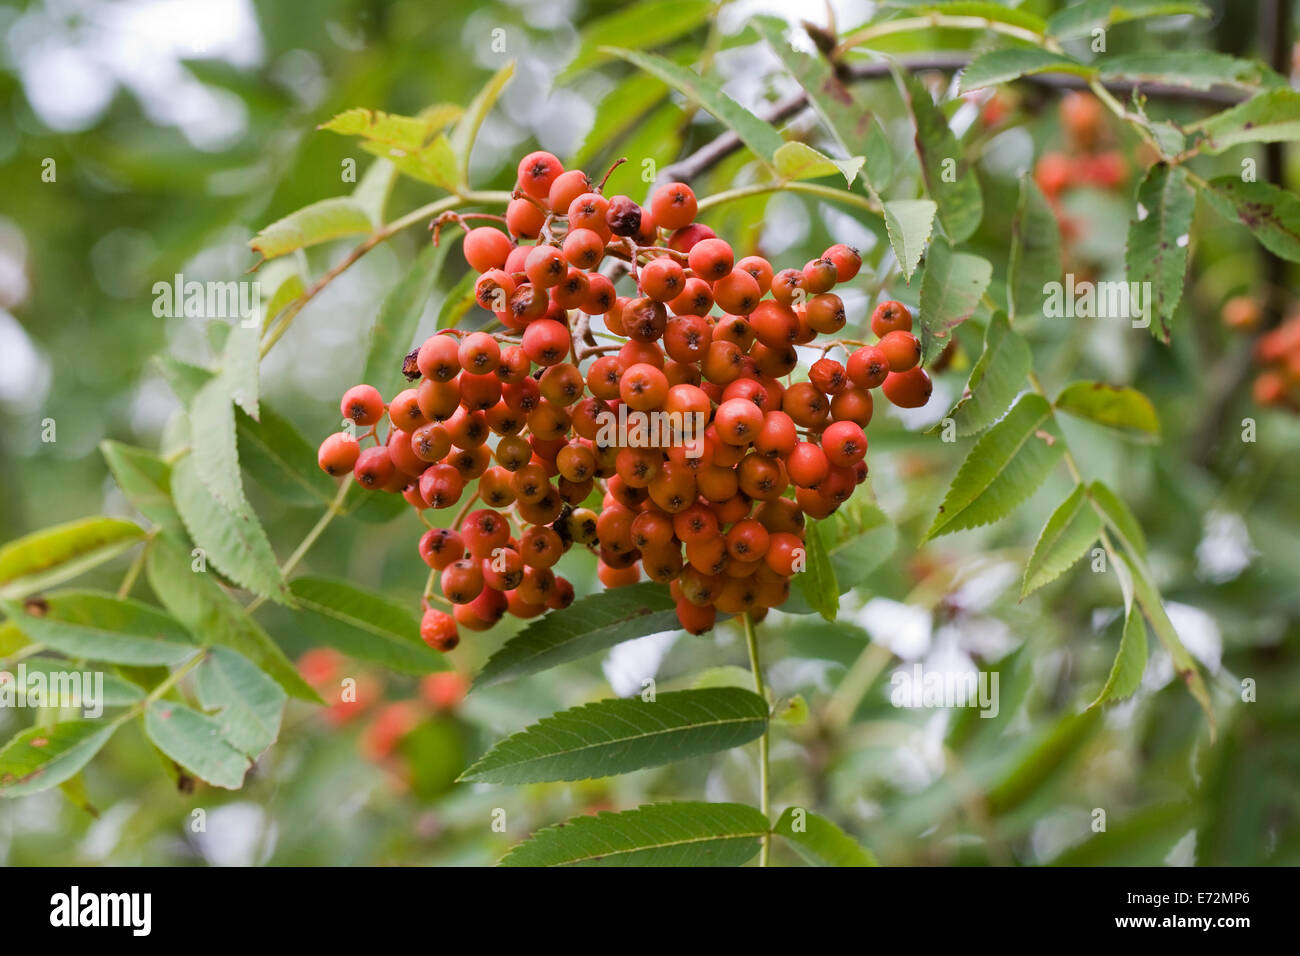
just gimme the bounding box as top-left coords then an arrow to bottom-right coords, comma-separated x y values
603,630 -> 679,698
1195,510 -> 1256,583
850,596 -> 932,660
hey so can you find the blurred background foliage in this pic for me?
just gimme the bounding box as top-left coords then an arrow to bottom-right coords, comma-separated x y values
1,0 -> 1297,866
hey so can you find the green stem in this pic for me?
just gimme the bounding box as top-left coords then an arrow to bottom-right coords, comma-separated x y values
115,534 -> 154,599
696,180 -> 882,217
823,641 -> 895,733
835,13 -> 1048,57
1,643 -> 46,667
742,612 -> 771,867
246,480 -> 350,615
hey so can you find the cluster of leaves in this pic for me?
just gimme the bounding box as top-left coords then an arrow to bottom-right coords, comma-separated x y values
3,0 -> 1297,864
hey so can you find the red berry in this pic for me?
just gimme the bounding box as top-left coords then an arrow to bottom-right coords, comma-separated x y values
341,384 -> 384,426
464,227 -> 512,272
650,182 -> 697,230
317,433 -> 360,476
870,300 -> 913,337
878,330 -> 921,372
882,367 -> 933,408
516,151 -> 564,199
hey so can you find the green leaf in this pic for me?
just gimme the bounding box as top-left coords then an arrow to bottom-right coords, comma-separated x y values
236,405 -> 336,507
823,501 -> 898,592
927,394 -> 1064,539
255,257 -> 305,327
605,48 -> 784,165
171,450 -> 291,605
917,239 -> 993,364
0,517 -> 144,601
1089,604 -> 1149,708
888,2 -> 1047,33
499,802 -> 769,867
475,582 -> 677,688
0,721 -> 118,797
189,375 -> 245,509
773,807 -> 877,866
1126,163 -> 1195,342
1054,382 -> 1160,438
959,49 -> 1092,93
319,105 -> 461,151
773,142 -> 864,186
948,312 -> 1031,437
882,199 -> 937,281
289,576 -> 447,676
1199,178 -> 1300,263
1021,485 -> 1103,599
1119,551 -> 1214,733
1197,88 -> 1300,153
571,75 -> 668,168
249,197 -> 373,261
145,699 -> 250,790
14,660 -> 145,707
1087,481 -> 1148,558
145,535 -> 318,702
361,133 -> 459,190
219,320 -> 260,420
459,688 -> 769,784
154,355 -> 212,406
195,647 -> 286,757
1007,174 -> 1061,321
351,158 -> 399,226
894,66 -> 983,243
1047,0 -> 1209,40
753,16 -> 893,191
1100,52 -> 1284,92
795,519 -> 839,621
436,269 -> 479,330
101,442 -> 186,541
0,592 -> 194,666
561,0 -> 712,80
361,238 -> 451,397
449,61 -> 516,185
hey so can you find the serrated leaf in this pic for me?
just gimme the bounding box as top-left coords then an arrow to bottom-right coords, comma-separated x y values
249,197 -> 373,261
460,688 -> 769,784
0,517 -> 144,601
927,394 -> 1064,539
1054,381 -> 1160,438
1047,0 -> 1209,40
195,647 -> 286,757
1199,178 -> 1300,263
753,17 -> 892,191
605,48 -> 784,165
219,320 -> 260,420
917,239 -> 993,364
561,0 -> 712,80
236,404 -> 335,507
1008,174 -> 1061,321
145,535 -> 318,702
795,519 -> 839,621
894,66 -> 983,243
475,582 -> 677,687
361,238 -> 451,396
499,802 -> 769,867
1119,551 -> 1213,733
450,61 -> 516,185
189,375 -> 244,509
1126,163 -> 1194,342
773,141 -> 864,186
0,721 -> 118,797
1100,52 -> 1284,92
1022,485 -> 1102,598
171,450 -> 291,605
1197,88 -> 1300,153
145,699 -> 250,790
948,312 -> 1030,437
319,106 -> 460,151
959,49 -> 1092,93
1089,603 -> 1148,708
361,133 -> 459,190
882,199 -> 936,281
773,807 -> 877,866
1087,481 -> 1148,558
101,442 -> 186,541
0,592 -> 194,666
289,576 -> 447,675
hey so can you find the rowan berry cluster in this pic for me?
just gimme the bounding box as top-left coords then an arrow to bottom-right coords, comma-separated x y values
1034,92 -> 1129,242
316,150 -> 932,647
1252,313 -> 1300,411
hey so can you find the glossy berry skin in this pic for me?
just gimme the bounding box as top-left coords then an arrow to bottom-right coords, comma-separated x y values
516,151 -> 564,199
822,420 -> 867,468
353,446 -> 394,489
823,244 -> 861,283
419,528 -> 464,570
847,346 -> 890,389
787,442 -> 830,488
650,182 -> 697,230
317,433 -> 360,475
463,227 -> 512,272
417,334 -> 461,382
878,330 -> 921,373
882,367 -> 933,408
687,238 -> 734,281
340,385 -> 384,426
870,300 -> 913,337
